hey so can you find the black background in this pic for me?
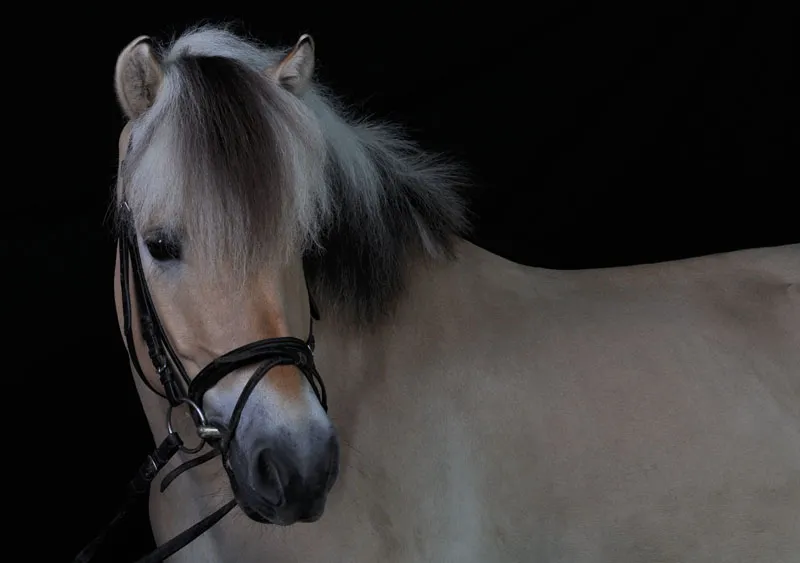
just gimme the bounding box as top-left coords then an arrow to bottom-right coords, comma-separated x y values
10,4 -> 796,562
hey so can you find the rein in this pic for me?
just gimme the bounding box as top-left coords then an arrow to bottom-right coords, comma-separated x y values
73,200 -> 326,562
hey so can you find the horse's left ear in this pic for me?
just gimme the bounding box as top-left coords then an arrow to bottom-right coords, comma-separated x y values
270,34 -> 315,95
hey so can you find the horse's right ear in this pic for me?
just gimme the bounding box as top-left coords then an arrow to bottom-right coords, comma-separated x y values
115,36 -> 163,120
268,34 -> 315,95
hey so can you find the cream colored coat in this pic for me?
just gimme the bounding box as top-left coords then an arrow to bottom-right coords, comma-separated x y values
115,236 -> 800,562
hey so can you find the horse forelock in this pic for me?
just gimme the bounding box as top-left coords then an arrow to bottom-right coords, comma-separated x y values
117,28 -> 327,277
115,25 -> 471,325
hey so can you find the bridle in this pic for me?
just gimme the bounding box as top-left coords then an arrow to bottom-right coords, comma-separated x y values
73,145 -> 328,563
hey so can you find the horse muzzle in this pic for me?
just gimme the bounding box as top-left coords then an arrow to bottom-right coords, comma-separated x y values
227,430 -> 340,525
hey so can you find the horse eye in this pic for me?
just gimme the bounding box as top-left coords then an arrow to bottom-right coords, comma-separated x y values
144,234 -> 182,262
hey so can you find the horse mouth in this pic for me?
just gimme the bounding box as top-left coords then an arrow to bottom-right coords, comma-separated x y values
229,475 -> 323,526
234,491 -> 324,526
236,495 -> 281,523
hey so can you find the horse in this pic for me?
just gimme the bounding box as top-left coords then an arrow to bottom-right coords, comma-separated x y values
104,25 -> 799,563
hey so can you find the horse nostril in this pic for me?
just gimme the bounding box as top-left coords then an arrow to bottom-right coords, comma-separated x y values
253,451 -> 284,506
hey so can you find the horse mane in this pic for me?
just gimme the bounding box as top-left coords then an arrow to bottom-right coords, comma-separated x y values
117,25 -> 470,326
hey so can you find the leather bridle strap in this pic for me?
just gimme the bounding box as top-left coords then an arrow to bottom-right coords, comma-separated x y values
74,126 -> 328,562
134,500 -> 237,563
72,434 -> 183,563
73,206 -> 326,562
120,223 -> 190,406
189,336 -> 326,415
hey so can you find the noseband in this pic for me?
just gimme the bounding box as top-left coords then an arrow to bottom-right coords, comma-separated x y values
74,161 -> 327,562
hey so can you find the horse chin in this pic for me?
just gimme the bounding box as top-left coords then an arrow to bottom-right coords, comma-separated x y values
229,476 -> 320,526
236,496 -> 277,524
235,492 -> 321,526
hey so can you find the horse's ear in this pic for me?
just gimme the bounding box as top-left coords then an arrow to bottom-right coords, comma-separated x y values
115,36 -> 164,119
269,34 -> 315,95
